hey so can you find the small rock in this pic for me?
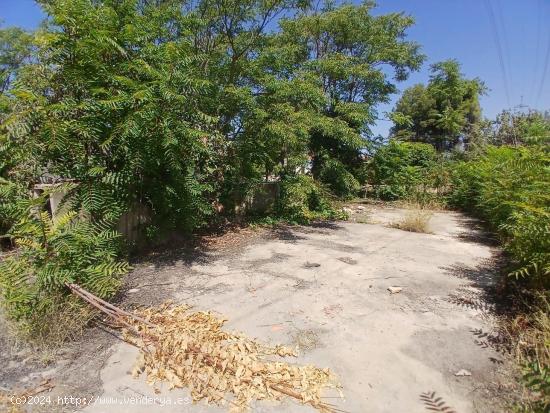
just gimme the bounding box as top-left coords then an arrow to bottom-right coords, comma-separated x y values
128,288 -> 140,294
338,257 -> 357,265
356,206 -> 366,210
454,369 -> 472,376
387,286 -> 403,294
304,262 -> 320,268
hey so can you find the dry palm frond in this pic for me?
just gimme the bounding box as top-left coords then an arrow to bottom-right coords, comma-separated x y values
67,283 -> 342,412
124,303 -> 342,412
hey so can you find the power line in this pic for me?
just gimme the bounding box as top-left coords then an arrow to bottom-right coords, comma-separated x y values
484,0 -> 511,108
535,2 -> 550,108
495,3 -> 514,99
535,34 -> 550,107
529,0 -> 542,106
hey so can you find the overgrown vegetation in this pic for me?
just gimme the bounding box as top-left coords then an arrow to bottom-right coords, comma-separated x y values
448,143 -> 549,410
449,145 -> 549,288
0,1 -> 548,408
0,0 -> 423,336
367,140 -> 447,204
0,191 -> 127,337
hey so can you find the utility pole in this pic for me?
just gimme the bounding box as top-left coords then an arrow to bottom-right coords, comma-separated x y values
514,95 -> 529,114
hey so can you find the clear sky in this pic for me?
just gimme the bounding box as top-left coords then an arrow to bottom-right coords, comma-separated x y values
1,0 -> 549,137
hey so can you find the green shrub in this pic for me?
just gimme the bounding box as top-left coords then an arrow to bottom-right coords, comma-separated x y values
370,141 -> 438,201
448,146 -> 549,287
0,178 -> 26,245
523,360 -> 550,411
319,159 -> 360,199
0,198 -> 128,335
276,175 -> 345,223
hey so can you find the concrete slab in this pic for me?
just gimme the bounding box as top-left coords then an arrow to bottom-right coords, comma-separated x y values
82,209 -> 506,413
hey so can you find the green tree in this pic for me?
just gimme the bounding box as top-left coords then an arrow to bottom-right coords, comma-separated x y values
4,0 -> 221,231
1,0 -> 426,229
391,59 -> 485,151
488,109 -> 550,147
282,2 -> 424,182
0,25 -> 32,95
190,0 -> 424,200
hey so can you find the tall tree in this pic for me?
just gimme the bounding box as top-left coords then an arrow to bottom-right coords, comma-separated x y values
390,59 -> 485,151
281,2 -> 424,177
2,0 -> 424,225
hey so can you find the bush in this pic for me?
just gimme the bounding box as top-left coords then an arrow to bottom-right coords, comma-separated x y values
0,179 -> 26,248
319,159 -> 360,199
369,141 -> 438,201
448,146 -> 549,288
0,198 -> 128,336
276,175 -> 345,224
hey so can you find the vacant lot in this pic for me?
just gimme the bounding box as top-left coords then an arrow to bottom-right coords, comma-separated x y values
2,204 -> 514,413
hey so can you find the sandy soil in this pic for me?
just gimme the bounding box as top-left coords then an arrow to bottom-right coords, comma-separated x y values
1,204 -> 516,413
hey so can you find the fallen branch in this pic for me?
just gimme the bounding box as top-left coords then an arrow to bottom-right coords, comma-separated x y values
65,283 -> 153,328
66,283 -> 343,412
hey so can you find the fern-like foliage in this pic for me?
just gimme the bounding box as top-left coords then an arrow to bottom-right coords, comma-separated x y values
523,361 -> 550,411
0,195 -> 128,324
449,146 -> 549,288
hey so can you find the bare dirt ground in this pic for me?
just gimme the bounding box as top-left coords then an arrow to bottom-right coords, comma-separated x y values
1,203 -> 517,413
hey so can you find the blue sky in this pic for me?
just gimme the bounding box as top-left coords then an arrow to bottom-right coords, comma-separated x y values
1,0 -> 549,137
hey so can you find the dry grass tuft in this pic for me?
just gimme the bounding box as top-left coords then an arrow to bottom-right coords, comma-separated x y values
390,210 -> 433,233
2,294 -> 98,360
507,297 -> 550,366
504,295 -> 550,410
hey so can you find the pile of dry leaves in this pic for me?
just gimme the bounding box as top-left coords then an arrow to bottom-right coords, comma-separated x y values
123,303 -> 342,412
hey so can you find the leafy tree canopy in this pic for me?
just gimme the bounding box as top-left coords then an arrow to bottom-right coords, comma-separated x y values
390,59 -> 485,151
2,0 -> 424,226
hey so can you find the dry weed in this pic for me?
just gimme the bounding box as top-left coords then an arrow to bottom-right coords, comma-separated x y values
20,297 -> 97,349
390,210 -> 433,233
499,293 -> 550,410
507,299 -> 550,367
